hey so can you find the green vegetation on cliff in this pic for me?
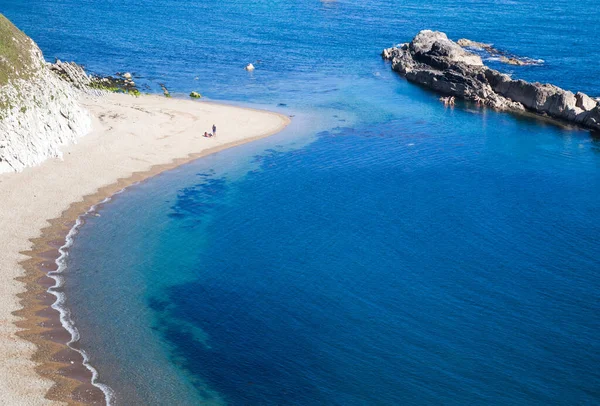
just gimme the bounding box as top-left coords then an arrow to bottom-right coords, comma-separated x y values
0,14 -> 35,86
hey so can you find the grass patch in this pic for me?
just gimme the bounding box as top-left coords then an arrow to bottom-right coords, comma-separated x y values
0,13 -> 36,86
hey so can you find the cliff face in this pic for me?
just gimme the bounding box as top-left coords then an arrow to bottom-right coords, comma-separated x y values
382,30 -> 600,132
0,14 -> 91,173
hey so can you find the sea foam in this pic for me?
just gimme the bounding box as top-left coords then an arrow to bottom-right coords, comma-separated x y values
46,189 -> 130,406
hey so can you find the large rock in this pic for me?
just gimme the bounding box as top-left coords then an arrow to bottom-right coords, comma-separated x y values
382,30 -> 599,132
410,30 -> 483,67
576,92 -> 597,111
0,14 -> 91,173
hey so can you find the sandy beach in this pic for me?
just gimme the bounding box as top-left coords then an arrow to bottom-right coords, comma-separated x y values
0,92 -> 289,405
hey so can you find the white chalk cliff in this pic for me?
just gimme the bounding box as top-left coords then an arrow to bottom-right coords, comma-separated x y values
0,14 -> 91,173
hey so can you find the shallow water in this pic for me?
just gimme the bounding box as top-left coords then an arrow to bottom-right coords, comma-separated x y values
3,0 -> 600,404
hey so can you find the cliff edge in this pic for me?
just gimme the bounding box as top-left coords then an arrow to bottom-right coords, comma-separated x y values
0,14 -> 91,173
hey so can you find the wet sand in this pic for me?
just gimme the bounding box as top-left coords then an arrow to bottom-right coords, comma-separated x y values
0,92 -> 290,405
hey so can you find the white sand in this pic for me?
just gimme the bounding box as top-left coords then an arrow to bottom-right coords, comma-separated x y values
0,92 -> 290,405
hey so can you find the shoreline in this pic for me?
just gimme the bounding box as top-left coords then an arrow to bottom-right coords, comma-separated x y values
2,92 -> 290,405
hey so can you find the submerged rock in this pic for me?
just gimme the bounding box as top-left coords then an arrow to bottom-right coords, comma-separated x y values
500,56 -> 527,66
457,38 -> 495,53
382,30 -> 600,131
457,38 -> 543,66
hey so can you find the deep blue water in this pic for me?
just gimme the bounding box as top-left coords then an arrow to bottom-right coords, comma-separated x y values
3,0 -> 600,404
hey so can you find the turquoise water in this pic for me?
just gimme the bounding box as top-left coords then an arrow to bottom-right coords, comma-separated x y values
3,0 -> 600,404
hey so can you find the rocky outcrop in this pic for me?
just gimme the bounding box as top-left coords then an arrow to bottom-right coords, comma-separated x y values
0,14 -> 91,173
456,38 -> 543,66
382,30 -> 600,132
48,60 -> 92,89
50,61 -> 139,96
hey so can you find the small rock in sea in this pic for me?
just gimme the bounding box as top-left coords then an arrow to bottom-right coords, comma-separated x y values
277,103 -> 287,107
190,91 -> 202,99
440,96 -> 456,106
245,63 -> 255,71
500,56 -> 527,66
160,84 -> 171,97
122,72 -> 132,79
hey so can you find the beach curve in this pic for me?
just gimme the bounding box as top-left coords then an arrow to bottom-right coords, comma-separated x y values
0,92 -> 290,405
